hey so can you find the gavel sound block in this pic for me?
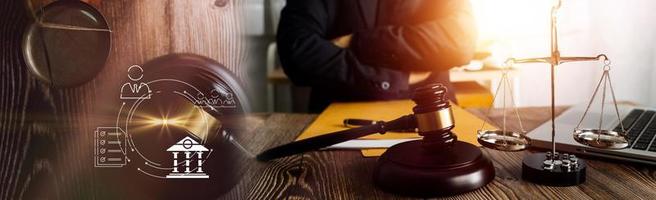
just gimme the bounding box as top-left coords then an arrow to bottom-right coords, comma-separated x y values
372,84 -> 495,197
257,84 -> 495,197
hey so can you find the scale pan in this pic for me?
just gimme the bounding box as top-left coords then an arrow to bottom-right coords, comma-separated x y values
573,129 -> 628,149
477,130 -> 530,151
23,1 -> 110,87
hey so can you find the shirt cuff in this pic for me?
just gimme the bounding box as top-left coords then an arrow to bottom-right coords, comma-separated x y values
365,68 -> 410,99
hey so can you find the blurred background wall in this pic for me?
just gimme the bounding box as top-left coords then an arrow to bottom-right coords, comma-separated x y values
472,0 -> 656,108
243,0 -> 656,112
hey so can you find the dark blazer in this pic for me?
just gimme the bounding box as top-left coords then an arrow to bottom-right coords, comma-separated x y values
277,0 -> 476,112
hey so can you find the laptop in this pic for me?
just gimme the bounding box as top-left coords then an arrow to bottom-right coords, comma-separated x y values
529,104 -> 656,165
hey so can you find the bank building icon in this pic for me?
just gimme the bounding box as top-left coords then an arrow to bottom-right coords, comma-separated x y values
166,136 -> 210,179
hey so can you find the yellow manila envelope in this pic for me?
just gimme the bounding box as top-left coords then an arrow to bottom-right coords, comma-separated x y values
295,100 -> 497,157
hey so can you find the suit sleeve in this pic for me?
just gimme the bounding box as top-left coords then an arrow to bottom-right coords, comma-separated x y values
351,0 -> 477,71
277,0 -> 409,97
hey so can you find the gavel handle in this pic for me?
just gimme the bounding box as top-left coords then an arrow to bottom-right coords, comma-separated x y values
256,115 -> 416,161
344,118 -> 416,132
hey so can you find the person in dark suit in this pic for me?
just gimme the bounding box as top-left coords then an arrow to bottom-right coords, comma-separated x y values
277,0 -> 476,112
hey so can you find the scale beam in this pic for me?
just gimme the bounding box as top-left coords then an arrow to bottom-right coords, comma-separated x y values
507,55 -> 608,66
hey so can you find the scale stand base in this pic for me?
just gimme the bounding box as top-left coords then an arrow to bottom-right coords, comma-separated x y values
522,152 -> 586,186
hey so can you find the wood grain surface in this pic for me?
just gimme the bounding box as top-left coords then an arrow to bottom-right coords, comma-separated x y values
236,107 -> 656,200
3,0 -> 656,199
1,0 -> 248,199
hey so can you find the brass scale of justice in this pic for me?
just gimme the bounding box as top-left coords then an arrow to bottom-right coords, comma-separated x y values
476,0 -> 629,185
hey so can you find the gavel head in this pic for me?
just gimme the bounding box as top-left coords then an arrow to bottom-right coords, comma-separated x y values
411,84 -> 456,144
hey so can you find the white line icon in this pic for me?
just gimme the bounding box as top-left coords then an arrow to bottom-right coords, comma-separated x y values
97,68 -> 229,179
166,136 -> 210,179
95,127 -> 128,167
120,65 -> 152,100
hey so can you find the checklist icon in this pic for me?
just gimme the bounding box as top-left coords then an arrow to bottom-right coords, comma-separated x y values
94,127 -> 127,167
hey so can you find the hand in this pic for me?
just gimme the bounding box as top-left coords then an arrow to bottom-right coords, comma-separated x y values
409,71 -> 432,85
332,34 -> 353,48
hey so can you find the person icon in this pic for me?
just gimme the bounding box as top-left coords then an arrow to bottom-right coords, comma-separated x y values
223,93 -> 235,106
194,92 -> 207,106
207,89 -> 223,106
120,65 -> 152,100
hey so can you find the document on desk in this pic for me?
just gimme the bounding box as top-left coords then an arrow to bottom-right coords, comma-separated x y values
295,100 -> 497,157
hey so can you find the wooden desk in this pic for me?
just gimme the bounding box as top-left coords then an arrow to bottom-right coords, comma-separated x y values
233,107 -> 656,199
3,97 -> 656,199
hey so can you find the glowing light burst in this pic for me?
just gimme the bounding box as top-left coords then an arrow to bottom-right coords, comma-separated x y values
130,106 -> 220,142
